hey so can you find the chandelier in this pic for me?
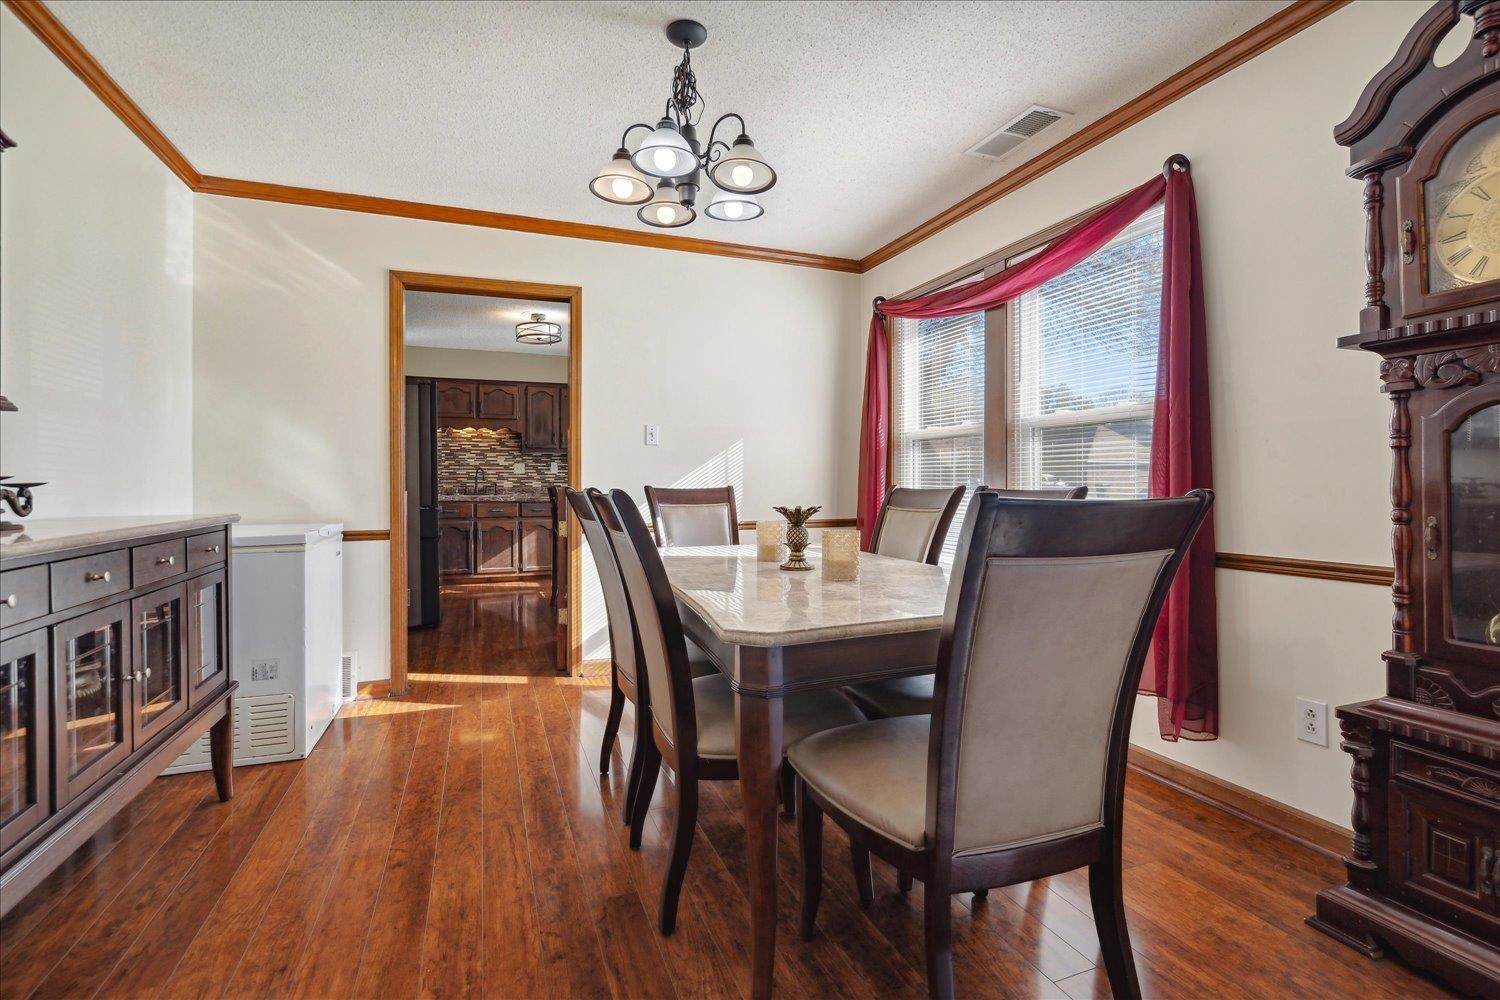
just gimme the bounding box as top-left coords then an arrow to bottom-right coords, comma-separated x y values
589,19 -> 776,229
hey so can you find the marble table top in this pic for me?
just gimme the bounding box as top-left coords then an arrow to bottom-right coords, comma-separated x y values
661,544 -> 951,647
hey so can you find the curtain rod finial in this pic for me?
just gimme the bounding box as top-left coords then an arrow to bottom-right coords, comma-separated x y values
872,295 -> 887,314
1163,154 -> 1190,177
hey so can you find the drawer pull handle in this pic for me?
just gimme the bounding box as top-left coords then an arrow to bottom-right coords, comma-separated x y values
85,571 -> 112,583
1482,846 -> 1495,897
156,555 -> 176,566
204,544 -> 222,554
2,594 -> 15,608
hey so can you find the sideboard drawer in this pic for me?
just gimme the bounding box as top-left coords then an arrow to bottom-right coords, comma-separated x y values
132,538 -> 186,589
186,530 -> 227,571
0,565 -> 50,628
50,549 -> 130,611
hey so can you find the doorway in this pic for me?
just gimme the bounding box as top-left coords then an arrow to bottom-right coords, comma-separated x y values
387,272 -> 582,696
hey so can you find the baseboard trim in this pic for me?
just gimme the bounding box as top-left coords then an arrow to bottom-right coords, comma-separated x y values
1127,745 -> 1352,860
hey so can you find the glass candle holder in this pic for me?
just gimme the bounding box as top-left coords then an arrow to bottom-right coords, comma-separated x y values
821,527 -> 861,582
755,520 -> 785,562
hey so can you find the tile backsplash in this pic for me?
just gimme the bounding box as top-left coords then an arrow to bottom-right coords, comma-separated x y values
437,426 -> 567,497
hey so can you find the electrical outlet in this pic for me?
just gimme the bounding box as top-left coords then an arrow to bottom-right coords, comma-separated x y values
644,424 -> 660,446
513,461 -> 525,474
549,460 -> 559,474
1296,697 -> 1328,747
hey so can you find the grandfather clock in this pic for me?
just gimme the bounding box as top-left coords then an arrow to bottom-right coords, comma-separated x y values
1309,2 -> 1500,993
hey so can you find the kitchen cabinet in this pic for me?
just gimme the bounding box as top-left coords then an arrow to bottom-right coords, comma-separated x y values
0,516 -> 238,918
437,521 -> 474,575
477,383 -> 522,422
523,384 -> 562,451
519,518 -> 553,573
475,520 -> 519,575
435,380 -> 476,419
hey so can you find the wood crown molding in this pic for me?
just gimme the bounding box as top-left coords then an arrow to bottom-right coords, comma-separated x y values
9,0 -> 1345,275
1215,551 -> 1393,586
1128,745 -> 1352,860
857,0 -> 1351,271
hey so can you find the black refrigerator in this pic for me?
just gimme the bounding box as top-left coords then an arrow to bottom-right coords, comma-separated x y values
405,378 -> 441,628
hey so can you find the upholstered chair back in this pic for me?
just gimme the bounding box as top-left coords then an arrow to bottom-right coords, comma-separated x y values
569,489 -> 639,688
645,486 -> 740,547
927,490 -> 1212,859
981,485 -> 1089,500
597,490 -> 698,754
870,486 -> 966,564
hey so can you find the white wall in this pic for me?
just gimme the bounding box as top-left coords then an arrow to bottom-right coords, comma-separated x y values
403,345 -> 568,383
0,7 -> 194,516
193,195 -> 862,676
856,0 -> 1431,826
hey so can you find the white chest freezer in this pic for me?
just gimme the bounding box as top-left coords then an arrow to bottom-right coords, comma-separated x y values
165,522 -> 345,773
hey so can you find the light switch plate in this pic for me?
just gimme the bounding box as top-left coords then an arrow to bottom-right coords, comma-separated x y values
1296,697 -> 1328,747
645,424 -> 660,446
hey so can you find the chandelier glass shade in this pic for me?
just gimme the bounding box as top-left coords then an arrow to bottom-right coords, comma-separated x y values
591,20 -> 775,229
589,149 -> 654,205
515,313 -> 563,346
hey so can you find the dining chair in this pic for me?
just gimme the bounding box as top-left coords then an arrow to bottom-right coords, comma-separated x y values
791,489 -> 1213,1000
643,485 -> 740,546
866,485 -> 965,564
566,488 -> 717,828
595,488 -> 866,934
845,485 -> 1088,721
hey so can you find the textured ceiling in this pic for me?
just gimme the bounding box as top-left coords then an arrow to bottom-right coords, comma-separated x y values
46,0 -> 1288,259
404,292 -> 570,355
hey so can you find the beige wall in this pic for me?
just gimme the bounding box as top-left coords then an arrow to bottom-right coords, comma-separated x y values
193,195 -> 863,678
856,0 -> 1430,825
404,345 -> 568,383
0,7 -> 194,516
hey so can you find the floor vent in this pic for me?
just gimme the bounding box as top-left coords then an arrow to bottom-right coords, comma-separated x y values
340,652 -> 359,701
965,105 -> 1070,161
163,693 -> 296,773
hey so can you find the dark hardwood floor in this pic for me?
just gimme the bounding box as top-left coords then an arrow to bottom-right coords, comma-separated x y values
0,608 -> 1456,999
410,583 -> 562,678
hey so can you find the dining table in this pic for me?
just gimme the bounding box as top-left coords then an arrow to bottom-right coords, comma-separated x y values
659,541 -> 952,1000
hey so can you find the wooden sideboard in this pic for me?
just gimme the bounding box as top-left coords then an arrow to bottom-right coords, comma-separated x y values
434,377 -> 567,451
0,515 -> 239,916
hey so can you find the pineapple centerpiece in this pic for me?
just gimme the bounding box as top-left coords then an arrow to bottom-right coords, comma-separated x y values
773,505 -> 822,571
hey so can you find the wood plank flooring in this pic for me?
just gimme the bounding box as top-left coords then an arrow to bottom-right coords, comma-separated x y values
1,609 -> 1458,999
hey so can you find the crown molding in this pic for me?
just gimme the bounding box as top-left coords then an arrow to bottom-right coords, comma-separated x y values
8,0 -> 1346,275
856,0 -> 1351,272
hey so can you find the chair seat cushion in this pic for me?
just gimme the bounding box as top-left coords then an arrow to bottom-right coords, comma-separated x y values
843,674 -> 934,718
693,674 -> 866,760
687,640 -> 720,678
787,715 -> 930,850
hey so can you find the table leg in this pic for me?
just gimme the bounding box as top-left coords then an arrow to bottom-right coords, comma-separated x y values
736,688 -> 783,1000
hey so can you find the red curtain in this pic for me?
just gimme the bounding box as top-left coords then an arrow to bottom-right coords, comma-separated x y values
857,157 -> 1217,740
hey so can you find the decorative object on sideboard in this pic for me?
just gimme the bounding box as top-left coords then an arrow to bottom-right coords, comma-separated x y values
589,19 -> 776,229
0,395 -> 44,535
515,312 -> 562,346
773,505 -> 820,572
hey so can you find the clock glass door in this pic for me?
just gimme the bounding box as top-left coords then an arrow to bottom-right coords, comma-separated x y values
1449,400 -> 1499,647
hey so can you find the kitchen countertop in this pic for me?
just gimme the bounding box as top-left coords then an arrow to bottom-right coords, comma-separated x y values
0,514 -> 241,561
438,494 -> 553,504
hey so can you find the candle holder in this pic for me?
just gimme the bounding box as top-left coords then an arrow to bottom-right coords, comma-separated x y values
755,520 -> 785,562
821,527 -> 860,582
772,505 -> 821,571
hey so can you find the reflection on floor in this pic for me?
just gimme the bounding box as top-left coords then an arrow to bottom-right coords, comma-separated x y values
408,583 -> 560,679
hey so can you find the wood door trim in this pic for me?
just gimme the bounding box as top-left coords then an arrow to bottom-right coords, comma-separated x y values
857,0 -> 1350,271
1128,744 -> 1352,860
388,271 -> 583,695
1215,551 -> 1393,586
9,0 -> 1343,275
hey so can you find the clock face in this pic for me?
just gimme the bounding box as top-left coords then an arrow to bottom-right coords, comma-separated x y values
1426,119 -> 1500,293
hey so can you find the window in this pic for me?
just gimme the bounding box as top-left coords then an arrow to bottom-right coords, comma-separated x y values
891,287 -> 985,562
1008,205 -> 1164,498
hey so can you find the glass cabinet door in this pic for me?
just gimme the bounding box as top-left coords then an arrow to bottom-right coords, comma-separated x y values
187,570 -> 228,706
52,602 -> 132,807
132,583 -> 188,744
1448,400 -> 1499,648
0,629 -> 49,853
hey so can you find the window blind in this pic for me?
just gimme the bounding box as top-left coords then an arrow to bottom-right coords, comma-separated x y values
892,287 -> 985,563
1009,205 -> 1164,499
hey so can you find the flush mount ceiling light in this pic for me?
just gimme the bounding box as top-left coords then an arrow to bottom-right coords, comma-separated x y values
589,19 -> 777,228
515,313 -> 562,345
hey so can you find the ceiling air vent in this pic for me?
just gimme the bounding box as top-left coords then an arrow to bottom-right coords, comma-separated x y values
965,105 -> 1070,161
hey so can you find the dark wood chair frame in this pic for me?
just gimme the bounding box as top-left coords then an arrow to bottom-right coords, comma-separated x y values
866,485 -> 965,564
642,485 -> 741,546
797,489 -> 1214,999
